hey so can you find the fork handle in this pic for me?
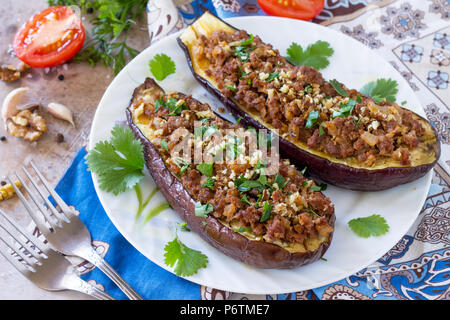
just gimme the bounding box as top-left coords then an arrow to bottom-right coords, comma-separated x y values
85,247 -> 143,300
66,276 -> 116,300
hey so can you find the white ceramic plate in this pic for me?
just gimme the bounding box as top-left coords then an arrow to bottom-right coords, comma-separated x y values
88,16 -> 431,294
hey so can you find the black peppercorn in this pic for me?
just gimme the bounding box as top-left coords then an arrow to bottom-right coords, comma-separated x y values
0,136 -> 6,142
87,7 -> 94,14
58,74 -> 64,81
56,133 -> 64,143
0,181 -> 6,186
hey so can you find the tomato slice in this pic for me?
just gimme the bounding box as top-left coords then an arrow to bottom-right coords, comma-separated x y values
13,6 -> 85,68
257,0 -> 324,20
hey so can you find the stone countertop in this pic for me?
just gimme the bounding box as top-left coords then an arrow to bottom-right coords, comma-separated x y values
0,0 -> 149,300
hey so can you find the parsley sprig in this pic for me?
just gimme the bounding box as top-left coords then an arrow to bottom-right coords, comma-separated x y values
48,0 -> 149,75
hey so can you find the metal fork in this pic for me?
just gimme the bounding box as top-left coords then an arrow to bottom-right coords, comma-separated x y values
8,160 -> 143,300
0,208 -> 115,300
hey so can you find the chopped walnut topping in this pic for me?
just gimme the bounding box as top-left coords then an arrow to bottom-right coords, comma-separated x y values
0,63 -> 30,82
7,109 -> 47,141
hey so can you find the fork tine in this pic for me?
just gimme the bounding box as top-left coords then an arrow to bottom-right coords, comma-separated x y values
20,167 -> 69,224
29,160 -> 74,219
0,229 -> 37,270
0,208 -> 47,255
7,176 -> 52,235
0,209 -> 42,261
0,239 -> 34,275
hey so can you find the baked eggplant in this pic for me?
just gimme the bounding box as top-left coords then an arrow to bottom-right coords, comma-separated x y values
177,11 -> 440,191
126,77 -> 335,269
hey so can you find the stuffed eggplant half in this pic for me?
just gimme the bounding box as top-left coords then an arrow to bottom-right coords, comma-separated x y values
126,77 -> 335,269
177,11 -> 440,191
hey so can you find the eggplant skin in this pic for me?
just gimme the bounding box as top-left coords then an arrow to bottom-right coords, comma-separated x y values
177,12 -> 441,191
126,78 -> 335,269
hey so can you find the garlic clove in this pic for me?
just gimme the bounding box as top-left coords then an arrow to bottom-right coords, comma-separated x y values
47,102 -> 75,127
1,87 -> 40,122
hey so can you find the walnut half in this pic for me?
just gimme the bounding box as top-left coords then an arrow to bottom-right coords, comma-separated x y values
7,109 -> 47,141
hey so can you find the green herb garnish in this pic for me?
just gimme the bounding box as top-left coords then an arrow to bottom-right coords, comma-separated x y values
196,163 -> 214,177
234,227 -> 252,233
332,99 -> 357,119
48,0 -> 152,75
176,222 -> 190,232
238,34 -> 254,46
285,40 -> 334,70
165,98 -> 187,116
224,84 -> 237,92
360,78 -> 399,103
348,214 -> 389,238
319,124 -> 326,137
202,177 -> 215,190
85,125 -> 144,195
274,173 -> 287,190
173,157 -> 190,175
266,72 -> 280,82
305,110 -> 320,129
241,194 -> 252,206
194,202 -> 214,218
310,183 -> 327,191
234,177 -> 265,193
260,202 -> 273,222
164,235 -> 208,276
149,53 -> 176,81
160,140 -> 169,152
330,80 -> 348,97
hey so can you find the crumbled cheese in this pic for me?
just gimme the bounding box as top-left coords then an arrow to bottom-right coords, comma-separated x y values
267,88 -> 275,99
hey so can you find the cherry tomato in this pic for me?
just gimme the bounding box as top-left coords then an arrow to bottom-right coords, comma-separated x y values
13,6 -> 85,68
257,0 -> 325,20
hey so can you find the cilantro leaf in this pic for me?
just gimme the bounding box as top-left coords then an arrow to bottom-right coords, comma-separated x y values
202,177 -> 215,190
266,72 -> 280,82
260,201 -> 273,222
274,173 -> 287,190
196,163 -> 214,177
286,41 -> 334,70
173,157 -> 190,175
85,125 -> 144,195
329,80 -> 348,97
348,214 -> 389,238
238,34 -> 254,46
360,78 -> 399,103
149,53 -> 176,81
332,99 -> 357,119
305,110 -> 320,128
234,177 -> 265,193
164,236 -> 208,277
194,202 -> 214,218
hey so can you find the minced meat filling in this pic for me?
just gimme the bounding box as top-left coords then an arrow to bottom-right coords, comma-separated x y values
131,91 -> 334,247
194,30 -> 425,166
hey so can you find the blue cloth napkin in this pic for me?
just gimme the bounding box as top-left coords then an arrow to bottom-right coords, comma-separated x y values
55,147 -> 200,300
